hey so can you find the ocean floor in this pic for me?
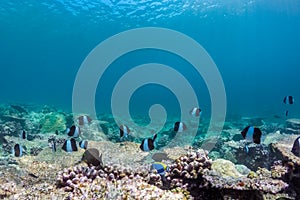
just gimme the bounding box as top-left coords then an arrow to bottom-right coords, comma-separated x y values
0,103 -> 300,199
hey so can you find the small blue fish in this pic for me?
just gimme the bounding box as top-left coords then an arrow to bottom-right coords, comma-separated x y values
190,107 -> 202,117
241,126 -> 262,144
62,138 -> 78,152
51,141 -> 56,152
66,125 -> 81,138
13,144 -> 23,157
140,134 -> 157,152
173,122 -> 187,133
77,115 -> 92,126
150,162 -> 169,176
119,125 -> 130,138
283,96 -> 294,104
79,140 -> 88,149
20,130 -> 27,140
48,137 -> 56,152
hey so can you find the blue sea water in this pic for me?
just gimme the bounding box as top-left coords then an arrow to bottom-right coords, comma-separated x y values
0,0 -> 300,120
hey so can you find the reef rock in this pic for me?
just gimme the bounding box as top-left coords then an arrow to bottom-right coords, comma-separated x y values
286,118 -> 300,134
235,164 -> 251,176
286,118 -> 300,130
271,140 -> 300,198
56,164 -> 188,199
0,181 -> 17,199
239,144 -> 274,170
88,141 -> 149,168
271,137 -> 300,167
285,128 -> 300,134
161,149 -> 292,199
162,146 -> 190,160
263,130 -> 287,146
241,116 -> 265,126
161,149 -> 213,198
204,170 -> 289,194
211,159 -> 243,178
39,112 -> 66,133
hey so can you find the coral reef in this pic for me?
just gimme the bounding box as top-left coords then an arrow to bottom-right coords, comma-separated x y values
0,181 -> 17,199
162,146 -> 190,160
286,118 -> 300,134
1,103 -> 300,199
218,139 -> 275,170
153,149 -> 293,199
271,160 -> 291,180
205,125 -> 284,171
204,170 -> 289,195
165,149 -> 212,189
211,159 -> 243,178
52,148 -> 294,199
56,164 -> 188,199
263,130 -> 286,146
54,149 -> 217,199
235,164 -> 251,175
240,143 -> 271,169
286,118 -> 300,130
162,150 -> 288,196
0,143 -> 297,200
270,141 -> 300,198
39,112 -> 66,133
0,121 -> 23,144
271,140 -> 300,168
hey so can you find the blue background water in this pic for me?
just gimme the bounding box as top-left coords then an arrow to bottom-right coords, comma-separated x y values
0,0 -> 300,120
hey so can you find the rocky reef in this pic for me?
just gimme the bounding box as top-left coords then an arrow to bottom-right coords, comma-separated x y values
56,164 -> 188,199
271,139 -> 300,197
51,148 -> 297,199
1,103 -> 300,199
1,140 -> 296,199
39,112 -> 66,133
286,119 -> 300,134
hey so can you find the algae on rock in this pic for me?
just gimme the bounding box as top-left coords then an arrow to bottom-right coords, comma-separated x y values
40,113 -> 66,133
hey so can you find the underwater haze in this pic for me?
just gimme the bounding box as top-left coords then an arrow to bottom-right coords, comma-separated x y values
2,1 -> 300,199
0,0 -> 300,118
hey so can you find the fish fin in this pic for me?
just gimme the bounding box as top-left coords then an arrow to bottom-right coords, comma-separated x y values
245,145 -> 249,154
241,126 -> 250,138
140,140 -> 145,151
153,134 -> 158,141
253,128 -> 262,144
119,127 -> 123,137
52,142 -> 56,152
62,141 -> 67,151
99,153 -> 103,166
